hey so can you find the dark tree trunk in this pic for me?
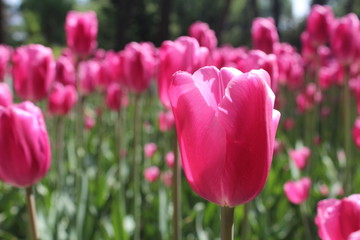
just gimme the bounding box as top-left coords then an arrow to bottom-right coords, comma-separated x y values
216,0 -> 232,44
0,0 -> 4,43
345,0 -> 354,13
157,0 -> 172,45
249,0 -> 259,18
311,0 -> 327,5
272,0 -> 281,29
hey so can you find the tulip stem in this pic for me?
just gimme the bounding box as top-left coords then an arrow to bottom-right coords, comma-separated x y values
343,65 -> 352,194
25,186 -> 38,240
172,134 -> 181,240
221,206 -> 234,240
133,94 -> 142,240
300,204 -> 311,240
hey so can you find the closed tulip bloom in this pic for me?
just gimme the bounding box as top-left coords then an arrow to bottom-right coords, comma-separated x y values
289,147 -> 311,169
0,45 -> 12,82
12,44 -> 55,101
55,55 -> 75,86
169,66 -> 280,207
105,83 -> 123,111
84,115 -> 95,130
330,13 -> 360,64
188,21 -> 218,50
353,117 -> 360,149
65,11 -> 98,57
0,101 -> 51,187
158,36 -> 210,109
284,177 -> 311,204
158,110 -> 175,132
0,83 -> 12,107
306,5 -> 334,46
165,151 -> 175,168
144,166 -> 160,183
315,194 -> 360,240
119,42 -> 156,94
78,60 -> 100,95
144,142 -> 157,158
252,17 -> 279,54
48,83 -> 78,116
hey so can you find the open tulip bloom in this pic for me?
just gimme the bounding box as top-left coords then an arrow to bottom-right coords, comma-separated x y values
169,66 -> 280,238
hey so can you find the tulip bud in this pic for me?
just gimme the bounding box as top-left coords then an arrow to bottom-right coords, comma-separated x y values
105,83 -> 123,111
188,21 -> 218,50
48,83 -> 78,116
0,101 -> 51,187
144,143 -> 157,158
55,55 -> 76,86
0,83 -> 12,107
353,117 -> 360,149
252,17 -> 279,54
165,151 -> 175,168
306,5 -> 334,47
283,177 -> 311,204
65,11 -> 98,58
158,110 -> 175,132
169,66 -> 280,207
288,147 -> 311,170
144,166 -> 160,183
78,60 -> 100,95
84,115 -> 95,130
12,44 -> 55,101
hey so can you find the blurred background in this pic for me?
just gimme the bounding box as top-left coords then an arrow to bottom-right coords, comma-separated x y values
1,0 -> 360,52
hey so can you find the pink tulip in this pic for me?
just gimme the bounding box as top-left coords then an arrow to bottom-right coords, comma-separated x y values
84,115 -> 95,130
251,17 -> 279,54
161,171 -> 173,187
306,5 -> 334,47
78,60 -> 100,95
65,11 -> 98,58
105,83 -> 123,111
169,66 -> 280,207
288,147 -> 311,170
0,45 -> 12,82
188,21 -> 218,50
301,31 -> 316,62
353,117 -> 360,149
284,177 -> 311,204
330,13 -> 360,64
0,101 -> 51,187
273,139 -> 283,156
97,51 -> 121,91
158,36 -> 210,109
0,83 -> 12,107
315,194 -> 360,240
144,143 -> 157,158
48,83 -> 78,116
12,44 -> 55,101
119,42 -> 156,94
144,166 -> 160,182
158,110 -> 175,132
55,55 -> 76,86
211,46 -> 247,69
320,184 -> 329,196
283,118 -> 295,131
165,151 -> 175,168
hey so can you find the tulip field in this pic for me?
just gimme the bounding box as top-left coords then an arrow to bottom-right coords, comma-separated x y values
1,4 -> 360,240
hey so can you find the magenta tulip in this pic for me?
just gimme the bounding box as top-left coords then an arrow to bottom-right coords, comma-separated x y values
119,42 -> 156,94
144,143 -> 157,158
283,177 -> 311,204
105,83 -> 123,111
315,194 -> 360,240
84,115 -> 95,130
55,55 -> 75,86
0,83 -> 12,107
0,101 -> 51,187
48,83 -> 78,116
353,117 -> 360,149
158,110 -> 175,132
158,36 -> 210,109
78,60 -> 100,95
188,21 -> 218,50
169,66 -> 280,207
306,5 -> 334,47
65,11 -> 98,58
165,151 -> 175,168
12,44 -> 55,101
252,17 -> 279,54
144,166 -> 160,183
0,45 -> 12,82
289,147 -> 311,170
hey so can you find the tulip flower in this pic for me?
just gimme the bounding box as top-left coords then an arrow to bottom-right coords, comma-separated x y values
48,83 -> 78,116
0,45 -> 12,82
0,101 -> 51,187
65,11 -> 98,58
144,166 -> 160,183
161,171 -> 173,187
84,115 -> 95,130
12,44 -> 55,101
288,147 -> 311,170
119,42 -> 156,94
353,117 -> 360,149
55,55 -> 76,86
158,110 -> 175,132
166,151 -> 175,168
144,143 -> 157,158
188,21 -> 218,50
169,66 -> 280,207
283,177 -> 311,204
158,36 -> 210,109
315,194 -> 360,240
251,17 -> 279,54
78,60 -> 100,95
306,5 -> 334,47
105,83 -> 123,111
0,83 -> 12,107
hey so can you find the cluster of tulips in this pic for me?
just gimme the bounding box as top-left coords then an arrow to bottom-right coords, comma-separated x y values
1,4 -> 360,240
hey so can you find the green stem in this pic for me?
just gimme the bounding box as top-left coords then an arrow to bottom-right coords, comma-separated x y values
55,117 -> 65,187
25,186 -> 38,240
344,65 -> 352,194
221,207 -> 234,240
172,134 -> 181,240
241,203 -> 250,239
300,204 -> 312,240
133,95 -> 141,240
